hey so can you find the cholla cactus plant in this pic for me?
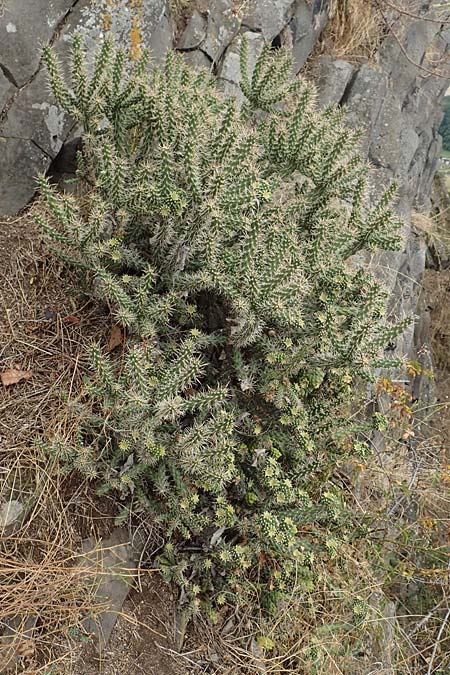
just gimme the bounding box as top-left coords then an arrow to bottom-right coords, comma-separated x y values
38,35 -> 408,622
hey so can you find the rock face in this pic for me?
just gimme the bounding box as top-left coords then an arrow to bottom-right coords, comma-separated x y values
0,0 -> 173,215
290,0 -> 330,73
0,0 -> 75,88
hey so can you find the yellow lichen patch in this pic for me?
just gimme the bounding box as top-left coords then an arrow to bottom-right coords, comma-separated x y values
129,13 -> 142,60
102,12 -> 112,31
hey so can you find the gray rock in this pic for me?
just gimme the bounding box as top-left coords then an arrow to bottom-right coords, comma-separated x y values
0,137 -> 49,215
217,31 -> 265,105
290,0 -> 330,74
82,528 -> 143,648
181,49 -> 213,73
412,309 -> 435,406
177,10 -> 207,50
74,0 -> 173,66
202,0 -> 240,63
343,64 -> 388,157
1,69 -> 70,158
315,56 -> 353,108
241,0 -> 296,42
0,615 -> 38,672
369,90 -> 420,178
0,0 -> 75,88
0,499 -> 24,529
0,68 -> 16,111
379,17 -> 440,100
416,135 -> 441,211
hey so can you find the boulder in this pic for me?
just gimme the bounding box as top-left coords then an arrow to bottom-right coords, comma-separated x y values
81,528 -> 144,648
181,49 -> 213,72
343,64 -> 389,157
369,89 -> 420,178
202,0 -> 240,63
177,10 -> 207,50
0,0 -> 173,215
241,0 -> 297,42
217,31 -> 265,105
0,68 -> 16,110
74,0 -> 173,65
0,499 -> 24,530
0,137 -> 49,215
290,0 -> 330,74
315,56 -> 353,108
1,70 -> 70,158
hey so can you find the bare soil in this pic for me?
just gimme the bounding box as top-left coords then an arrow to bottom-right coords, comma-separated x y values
56,577 -> 195,675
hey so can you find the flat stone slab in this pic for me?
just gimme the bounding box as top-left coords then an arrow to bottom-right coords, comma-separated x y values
177,10 -> 206,50
0,68 -> 16,111
0,0 -> 75,88
0,137 -> 49,215
81,528 -> 143,649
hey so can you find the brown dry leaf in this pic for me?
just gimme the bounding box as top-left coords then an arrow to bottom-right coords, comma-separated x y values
107,324 -> 123,352
63,314 -> 81,325
1,369 -> 33,387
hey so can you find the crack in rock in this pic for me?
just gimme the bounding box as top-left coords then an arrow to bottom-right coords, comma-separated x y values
0,63 -> 18,88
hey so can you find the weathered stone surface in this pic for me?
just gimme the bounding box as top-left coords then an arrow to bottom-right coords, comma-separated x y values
0,137 -> 49,215
217,31 -> 265,105
412,308 -> 435,406
290,0 -> 330,74
82,528 -> 143,648
379,17 -> 440,97
181,49 -> 212,72
0,68 -> 16,110
344,64 -> 388,156
202,0 -> 240,63
1,70 -> 69,158
370,89 -> 420,177
0,0 -> 75,88
177,10 -> 207,50
75,0 -> 173,65
241,0 -> 296,42
315,56 -> 353,108
0,615 -> 38,673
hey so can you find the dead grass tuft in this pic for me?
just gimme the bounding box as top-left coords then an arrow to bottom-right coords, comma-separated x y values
412,211 -> 450,266
316,0 -> 385,64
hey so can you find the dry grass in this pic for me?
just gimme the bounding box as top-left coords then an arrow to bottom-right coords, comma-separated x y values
200,558 -> 396,675
0,536 -> 98,674
318,0 -> 385,63
422,268 -> 450,431
412,211 -> 450,268
0,208 -> 111,672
